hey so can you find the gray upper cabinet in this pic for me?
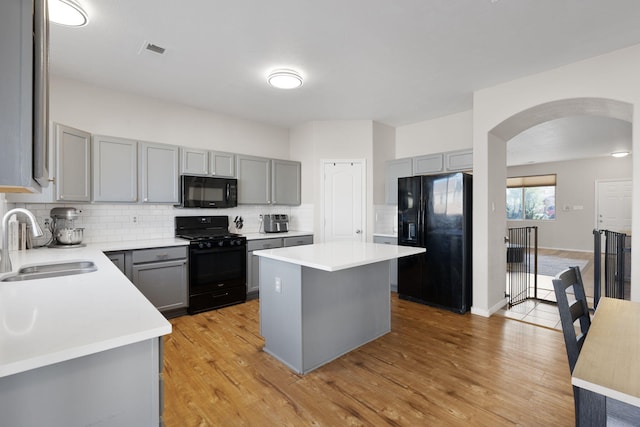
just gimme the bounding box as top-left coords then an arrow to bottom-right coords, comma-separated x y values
385,158 -> 413,205
237,155 -> 302,205
413,153 -> 444,175
180,147 -> 208,175
56,123 -> 91,202
445,149 -> 473,171
237,154 -> 271,204
272,159 -> 301,205
140,142 -> 179,203
92,135 -> 137,202
0,0 -> 48,193
210,151 -> 235,177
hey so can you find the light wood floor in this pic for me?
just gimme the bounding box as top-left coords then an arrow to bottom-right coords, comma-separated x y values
163,295 -> 574,426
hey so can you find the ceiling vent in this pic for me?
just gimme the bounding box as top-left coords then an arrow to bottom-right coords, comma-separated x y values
145,43 -> 166,54
138,41 -> 166,55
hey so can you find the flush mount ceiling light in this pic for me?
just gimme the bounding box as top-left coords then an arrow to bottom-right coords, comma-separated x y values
611,151 -> 630,158
267,69 -> 303,89
49,0 -> 89,27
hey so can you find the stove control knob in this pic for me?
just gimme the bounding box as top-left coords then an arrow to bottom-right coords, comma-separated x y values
197,242 -> 204,249
218,240 -> 225,247
206,242 -> 212,248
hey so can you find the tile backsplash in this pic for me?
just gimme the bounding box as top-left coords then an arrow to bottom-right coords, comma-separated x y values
374,204 -> 397,235
7,201 -> 314,247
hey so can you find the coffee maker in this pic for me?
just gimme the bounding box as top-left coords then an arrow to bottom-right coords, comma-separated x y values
49,207 -> 85,247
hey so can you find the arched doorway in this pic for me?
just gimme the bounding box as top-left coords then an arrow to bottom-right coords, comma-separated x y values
472,97 -> 634,317
493,98 -> 633,324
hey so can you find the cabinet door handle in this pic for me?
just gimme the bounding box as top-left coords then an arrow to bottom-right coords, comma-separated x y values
156,254 -> 169,260
217,283 -> 224,287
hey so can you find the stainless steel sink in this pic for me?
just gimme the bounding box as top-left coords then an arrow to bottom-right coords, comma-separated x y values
1,261 -> 97,282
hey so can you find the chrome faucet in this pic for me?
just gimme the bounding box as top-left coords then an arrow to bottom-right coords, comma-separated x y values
1,208 -> 44,273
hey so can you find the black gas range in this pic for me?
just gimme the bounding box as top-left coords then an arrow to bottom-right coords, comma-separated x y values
175,216 -> 247,314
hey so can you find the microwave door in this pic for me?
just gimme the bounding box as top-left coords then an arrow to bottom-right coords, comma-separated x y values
181,176 -> 204,207
202,180 -> 224,207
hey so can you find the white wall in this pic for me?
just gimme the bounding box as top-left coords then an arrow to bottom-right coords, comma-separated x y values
507,156 -> 632,252
51,76 -> 290,159
396,110 -> 472,157
473,44 -> 640,312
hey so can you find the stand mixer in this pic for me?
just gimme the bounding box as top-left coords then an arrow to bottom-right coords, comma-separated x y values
49,207 -> 85,248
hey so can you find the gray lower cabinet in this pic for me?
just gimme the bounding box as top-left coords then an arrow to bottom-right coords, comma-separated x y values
247,238 -> 282,297
373,236 -> 398,292
0,338 -> 162,426
130,247 -> 188,316
283,235 -> 314,247
92,135 -> 137,202
139,141 -> 180,204
247,235 -> 313,297
105,251 -> 126,274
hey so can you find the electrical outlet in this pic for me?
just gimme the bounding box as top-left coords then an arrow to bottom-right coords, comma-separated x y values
275,277 -> 281,293
131,216 -> 138,224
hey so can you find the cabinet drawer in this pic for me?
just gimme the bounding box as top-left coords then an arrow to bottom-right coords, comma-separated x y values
247,238 -> 283,251
105,251 -> 126,273
132,246 -> 187,264
283,235 -> 313,247
373,236 -> 397,245
189,286 -> 246,314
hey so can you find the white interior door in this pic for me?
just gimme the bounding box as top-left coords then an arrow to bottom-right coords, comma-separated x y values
322,160 -> 365,242
596,179 -> 632,233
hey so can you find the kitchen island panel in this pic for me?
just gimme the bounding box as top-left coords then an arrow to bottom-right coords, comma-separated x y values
259,258 -> 390,374
259,259 -> 303,372
301,261 -> 390,373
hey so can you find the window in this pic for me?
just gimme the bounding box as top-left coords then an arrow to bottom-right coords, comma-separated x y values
507,174 -> 556,220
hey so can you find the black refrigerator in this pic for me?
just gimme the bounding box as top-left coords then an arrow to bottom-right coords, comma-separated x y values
397,172 -> 472,313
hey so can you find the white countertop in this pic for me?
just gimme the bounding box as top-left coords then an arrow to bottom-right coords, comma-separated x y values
95,233 -> 314,252
373,233 -> 398,238
253,241 -> 424,272
95,237 -> 189,252
241,231 -> 314,241
0,246 -> 171,378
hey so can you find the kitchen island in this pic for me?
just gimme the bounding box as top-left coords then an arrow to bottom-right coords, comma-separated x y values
254,241 -> 425,374
0,246 -> 171,426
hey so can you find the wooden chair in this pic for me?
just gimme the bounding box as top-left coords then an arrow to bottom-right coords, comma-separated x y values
552,266 -> 591,422
552,266 -> 591,372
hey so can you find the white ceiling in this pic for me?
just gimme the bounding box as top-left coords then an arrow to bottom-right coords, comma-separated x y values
50,0 -> 640,164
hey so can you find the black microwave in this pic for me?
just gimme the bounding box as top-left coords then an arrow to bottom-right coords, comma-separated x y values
178,175 -> 238,208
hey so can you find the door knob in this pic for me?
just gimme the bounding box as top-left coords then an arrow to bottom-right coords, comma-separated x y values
355,229 -> 362,234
